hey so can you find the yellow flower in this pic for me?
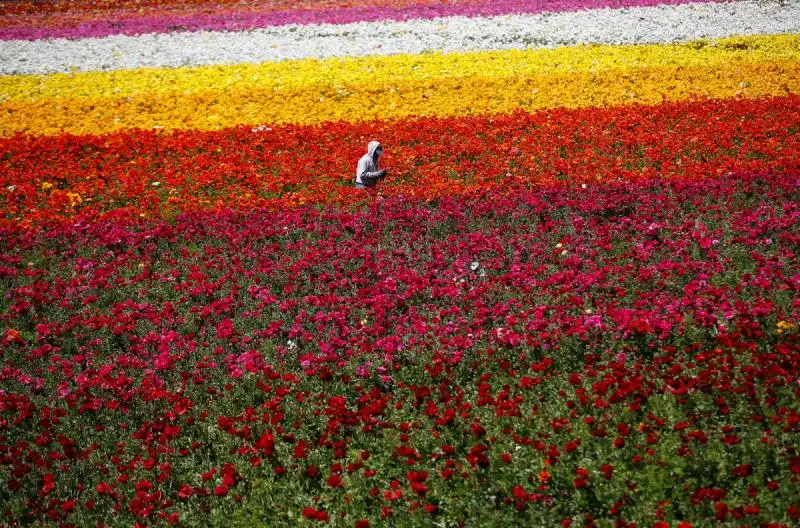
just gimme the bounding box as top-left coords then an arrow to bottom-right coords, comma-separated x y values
66,192 -> 82,207
777,320 -> 796,335
1,34 -> 797,137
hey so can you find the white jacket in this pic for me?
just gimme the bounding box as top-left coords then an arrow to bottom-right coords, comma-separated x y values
355,141 -> 384,187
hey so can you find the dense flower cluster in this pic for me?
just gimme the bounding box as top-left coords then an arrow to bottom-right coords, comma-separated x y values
4,1 -> 798,75
1,174 -> 798,526
0,0 -> 719,40
2,34 -> 799,136
2,96 -> 799,225
2,0 -> 799,525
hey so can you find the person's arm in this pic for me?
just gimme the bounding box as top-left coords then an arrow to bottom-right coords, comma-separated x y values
358,158 -> 386,183
362,168 -> 386,181
362,171 -> 384,183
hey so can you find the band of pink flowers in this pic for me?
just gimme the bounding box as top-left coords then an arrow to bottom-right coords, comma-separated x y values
0,0 -> 722,40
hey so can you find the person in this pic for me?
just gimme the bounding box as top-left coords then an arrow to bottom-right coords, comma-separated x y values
355,140 -> 387,190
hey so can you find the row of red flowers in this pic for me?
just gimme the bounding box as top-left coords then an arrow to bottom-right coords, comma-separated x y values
2,96 -> 799,226
1,172 -> 798,526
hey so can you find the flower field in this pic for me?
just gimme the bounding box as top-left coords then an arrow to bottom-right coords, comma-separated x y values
1,1 -> 799,527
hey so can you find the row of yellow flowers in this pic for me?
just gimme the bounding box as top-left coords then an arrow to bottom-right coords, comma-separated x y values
1,34 -> 798,136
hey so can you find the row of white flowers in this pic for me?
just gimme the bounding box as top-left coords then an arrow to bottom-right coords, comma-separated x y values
1,0 -> 798,76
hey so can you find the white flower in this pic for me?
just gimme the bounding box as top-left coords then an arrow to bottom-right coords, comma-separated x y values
6,185 -> 15,192
151,181 -> 161,187
469,261 -> 480,271
2,1 -> 797,74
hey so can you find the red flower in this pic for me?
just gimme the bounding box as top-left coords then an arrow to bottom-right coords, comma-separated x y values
40,473 -> 55,497
687,430 -> 708,444
254,431 -> 275,456
743,504 -> 760,515
135,480 -> 153,492
214,485 -> 229,497
470,422 -> 486,437
722,434 -> 740,445
715,502 -> 728,521
789,456 -> 800,475
215,318 -> 235,339
327,474 -> 343,488
178,484 -> 193,500
565,439 -> 581,453
96,482 -> 114,495
411,481 -> 428,496
407,471 -> 428,483
302,507 -> 329,522
294,440 -> 309,459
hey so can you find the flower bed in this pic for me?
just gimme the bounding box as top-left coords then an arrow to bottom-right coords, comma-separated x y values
0,0 -> 724,40
3,34 -> 799,137
3,96 -> 799,225
5,1 -> 797,74
1,173 -> 799,526
1,0 -> 799,525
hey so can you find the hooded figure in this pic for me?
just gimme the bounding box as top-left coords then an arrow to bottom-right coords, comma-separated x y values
355,140 -> 387,189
